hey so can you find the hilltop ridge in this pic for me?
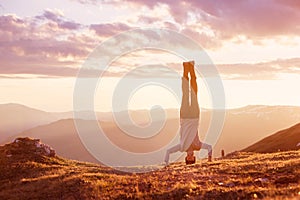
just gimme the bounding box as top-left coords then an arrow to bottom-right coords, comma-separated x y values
243,122 -> 300,153
0,137 -> 299,199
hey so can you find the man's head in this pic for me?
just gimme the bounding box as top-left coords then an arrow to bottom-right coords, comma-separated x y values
185,155 -> 196,165
185,151 -> 196,165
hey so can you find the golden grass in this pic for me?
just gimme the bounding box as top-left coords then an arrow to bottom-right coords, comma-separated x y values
0,141 -> 299,199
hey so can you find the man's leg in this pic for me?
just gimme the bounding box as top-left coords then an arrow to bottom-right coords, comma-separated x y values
190,63 -> 200,118
180,62 -> 190,119
164,144 -> 181,165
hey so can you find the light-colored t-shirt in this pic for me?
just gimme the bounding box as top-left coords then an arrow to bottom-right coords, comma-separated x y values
180,118 -> 199,151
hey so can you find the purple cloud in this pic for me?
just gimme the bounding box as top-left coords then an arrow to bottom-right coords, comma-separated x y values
1,4 -> 299,79
36,9 -> 81,30
217,58 -> 300,80
70,0 -> 97,4
98,0 -> 300,38
90,23 -> 131,37
0,12 -> 95,78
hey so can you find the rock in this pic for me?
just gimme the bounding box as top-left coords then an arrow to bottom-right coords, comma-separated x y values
11,137 -> 56,157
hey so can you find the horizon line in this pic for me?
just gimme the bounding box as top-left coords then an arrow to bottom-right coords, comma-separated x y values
1,102 -> 300,113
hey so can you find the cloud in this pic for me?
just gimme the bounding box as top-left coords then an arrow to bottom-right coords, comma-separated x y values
70,0 -> 97,4
70,0 -> 300,51
0,11 -> 97,78
0,10 -> 140,78
180,27 -> 222,50
90,22 -> 131,37
101,0 -> 300,40
91,57 -> 300,80
36,9 -> 82,30
0,64 -> 111,78
137,15 -> 161,24
217,57 -> 300,80
193,0 -> 300,39
276,0 -> 300,10
0,66 -> 78,77
1,3 -> 299,79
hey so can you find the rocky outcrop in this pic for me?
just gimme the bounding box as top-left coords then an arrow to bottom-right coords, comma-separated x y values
0,137 -> 55,160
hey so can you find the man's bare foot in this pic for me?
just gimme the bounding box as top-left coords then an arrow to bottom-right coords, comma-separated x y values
183,62 -> 190,79
189,61 -> 196,78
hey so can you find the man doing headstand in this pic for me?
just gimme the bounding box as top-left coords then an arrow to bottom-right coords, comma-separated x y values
164,61 -> 212,165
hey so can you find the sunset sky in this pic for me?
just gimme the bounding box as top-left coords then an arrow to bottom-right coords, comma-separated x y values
1,0 -> 300,112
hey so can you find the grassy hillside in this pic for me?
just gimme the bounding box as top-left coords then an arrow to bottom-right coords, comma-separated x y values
0,138 -> 299,199
243,122 -> 300,153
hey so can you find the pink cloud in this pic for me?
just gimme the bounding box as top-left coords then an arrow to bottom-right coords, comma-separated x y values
1,3 -> 299,79
0,10 -> 137,78
180,27 -> 222,50
137,15 -> 161,24
198,0 -> 300,38
0,8 -> 146,78
102,0 -> 300,39
36,9 -> 82,30
192,0 -> 300,38
163,21 -> 179,31
70,0 -> 97,4
276,0 -> 300,9
0,12 -> 96,77
70,0 -> 300,50
217,57 -> 300,80
90,23 -> 131,37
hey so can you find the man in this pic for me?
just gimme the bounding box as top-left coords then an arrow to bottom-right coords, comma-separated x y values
164,61 -> 212,165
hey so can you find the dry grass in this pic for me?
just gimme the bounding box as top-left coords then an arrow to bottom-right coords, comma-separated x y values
0,140 -> 300,200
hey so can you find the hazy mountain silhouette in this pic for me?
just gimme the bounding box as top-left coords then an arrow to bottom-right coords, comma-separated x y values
2,104 -> 300,160
4,118 -> 180,165
211,105 -> 300,156
0,104 -> 59,143
5,119 -> 100,163
242,122 -> 300,153
0,103 -> 178,144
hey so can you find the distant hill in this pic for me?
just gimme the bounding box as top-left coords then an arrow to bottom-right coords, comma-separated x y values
5,119 -> 100,164
0,104 -> 58,143
0,103 -> 178,144
0,137 -> 299,199
201,105 -> 300,157
4,118 -> 179,164
242,122 -> 300,153
0,103 -> 114,144
2,103 -> 300,158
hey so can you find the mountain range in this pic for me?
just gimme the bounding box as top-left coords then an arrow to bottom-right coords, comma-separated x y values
1,103 -> 300,163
